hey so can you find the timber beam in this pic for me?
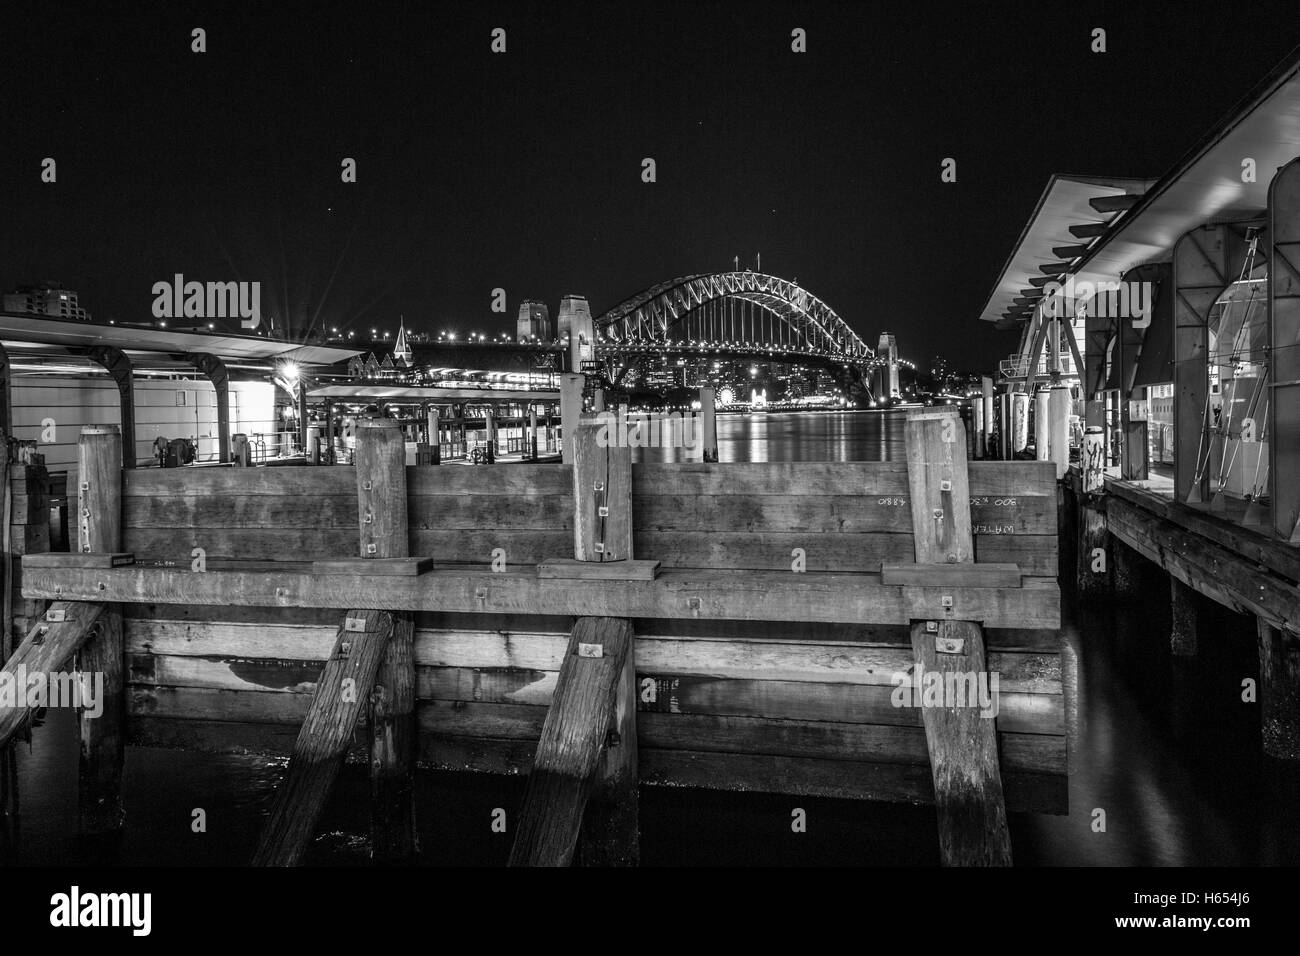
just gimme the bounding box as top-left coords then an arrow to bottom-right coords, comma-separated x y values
19,565 -> 1062,630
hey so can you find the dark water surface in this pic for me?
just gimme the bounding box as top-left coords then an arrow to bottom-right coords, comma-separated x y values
4,410 -> 1297,866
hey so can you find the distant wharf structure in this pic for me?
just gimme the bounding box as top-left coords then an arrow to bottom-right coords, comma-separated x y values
975,47 -> 1300,764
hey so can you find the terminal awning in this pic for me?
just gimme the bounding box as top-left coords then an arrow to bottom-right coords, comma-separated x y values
979,175 -> 1156,325
0,313 -> 360,365
307,385 -> 559,403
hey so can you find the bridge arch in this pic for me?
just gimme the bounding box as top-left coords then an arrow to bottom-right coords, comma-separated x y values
594,272 -> 874,360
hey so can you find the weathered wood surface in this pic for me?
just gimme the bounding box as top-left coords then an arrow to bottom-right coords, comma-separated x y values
572,423 -> 633,562
312,557 -> 432,576
121,655 -> 1065,736
23,552 -> 135,569
121,526 -> 1058,575
251,609 -> 393,867
909,620 -> 1012,865
1256,618 -> 1300,760
76,426 -> 125,835
537,558 -> 660,580
880,563 -> 1021,588
1169,575 -> 1200,657
122,621 -> 1064,694
904,408 -> 1012,866
0,602 -> 107,748
509,618 -> 633,866
1107,497 -> 1300,635
26,566 -> 1062,629
355,418 -> 418,864
1106,477 -> 1300,586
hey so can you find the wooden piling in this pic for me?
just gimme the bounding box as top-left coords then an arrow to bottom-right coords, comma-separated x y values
508,617 -> 634,866
903,407 -> 1012,866
75,425 -> 125,834
1169,575 -> 1200,657
251,609 -> 395,866
0,602 -> 107,749
356,418 -> 418,862
1257,618 -> 1300,759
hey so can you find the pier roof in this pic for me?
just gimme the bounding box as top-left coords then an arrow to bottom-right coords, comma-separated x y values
307,384 -> 558,403
980,43 -> 1300,325
0,312 -> 360,365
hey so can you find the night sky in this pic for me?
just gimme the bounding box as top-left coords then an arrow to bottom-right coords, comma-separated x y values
4,0 -> 1300,372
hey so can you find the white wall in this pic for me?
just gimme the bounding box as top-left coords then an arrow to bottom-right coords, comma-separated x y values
10,376 -> 278,483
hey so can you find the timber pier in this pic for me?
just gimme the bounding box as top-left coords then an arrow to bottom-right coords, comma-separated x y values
1,408 -> 1064,866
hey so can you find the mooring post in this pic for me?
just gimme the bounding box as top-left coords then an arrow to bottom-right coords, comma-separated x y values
356,418 -> 418,862
76,424 -> 125,834
1169,574 -> 1200,657
510,421 -> 639,866
425,406 -> 441,465
1257,619 -> 1300,759
971,396 -> 984,459
1034,389 -> 1050,461
1048,384 -> 1071,479
903,407 -> 1012,866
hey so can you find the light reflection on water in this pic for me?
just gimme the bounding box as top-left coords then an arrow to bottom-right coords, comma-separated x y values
4,410 -> 1297,865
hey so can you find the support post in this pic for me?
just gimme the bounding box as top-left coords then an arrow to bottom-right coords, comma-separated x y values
971,395 -> 984,459
1257,618 -> 1300,759
186,353 -> 231,463
83,348 -> 136,469
426,407 -> 441,465
1048,384 -> 1070,479
528,405 -> 538,459
511,420 -> 639,865
1169,575 -> 1200,657
903,407 -> 1011,866
75,424 -> 125,834
560,373 -> 583,465
699,386 -> 718,463
356,418 -> 418,862
253,418 -> 412,866
1034,389 -> 1050,461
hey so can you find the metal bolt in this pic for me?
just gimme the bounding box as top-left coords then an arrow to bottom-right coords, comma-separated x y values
275,586 -> 288,598
941,595 -> 954,608
364,512 -> 373,524
946,552 -> 958,563
363,480 -> 373,491
940,479 -> 952,492
606,728 -> 622,748
597,506 -> 609,517
366,543 -> 377,555
932,508 -> 944,520
96,581 -> 107,591
925,620 -> 938,633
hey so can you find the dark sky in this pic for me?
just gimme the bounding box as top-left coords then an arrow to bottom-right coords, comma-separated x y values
4,0 -> 1300,372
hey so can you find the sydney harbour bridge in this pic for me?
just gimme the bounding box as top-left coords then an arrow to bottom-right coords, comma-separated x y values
342,272 -> 904,404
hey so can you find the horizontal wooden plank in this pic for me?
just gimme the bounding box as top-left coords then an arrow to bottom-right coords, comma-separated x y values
123,527 -> 355,561
119,717 -> 1065,813
634,494 -> 1053,535
631,461 -> 1056,497
636,531 -> 1057,575
125,495 -> 358,529
22,552 -> 135,569
128,655 -> 1062,735
638,749 -> 1067,814
1106,477 -> 1300,585
1107,500 -> 1300,635
30,565 -> 1061,628
123,467 -> 354,498
312,557 -> 433,576
536,558 -> 660,581
633,674 -> 1062,735
880,563 -> 1021,588
122,687 -> 1062,774
124,622 -> 1061,694
637,712 -> 1064,773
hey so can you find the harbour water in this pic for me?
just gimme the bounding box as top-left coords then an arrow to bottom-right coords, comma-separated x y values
3,410 -> 1297,866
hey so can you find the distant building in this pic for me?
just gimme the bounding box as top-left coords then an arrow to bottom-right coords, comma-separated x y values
3,282 -> 92,321
516,299 -> 552,342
